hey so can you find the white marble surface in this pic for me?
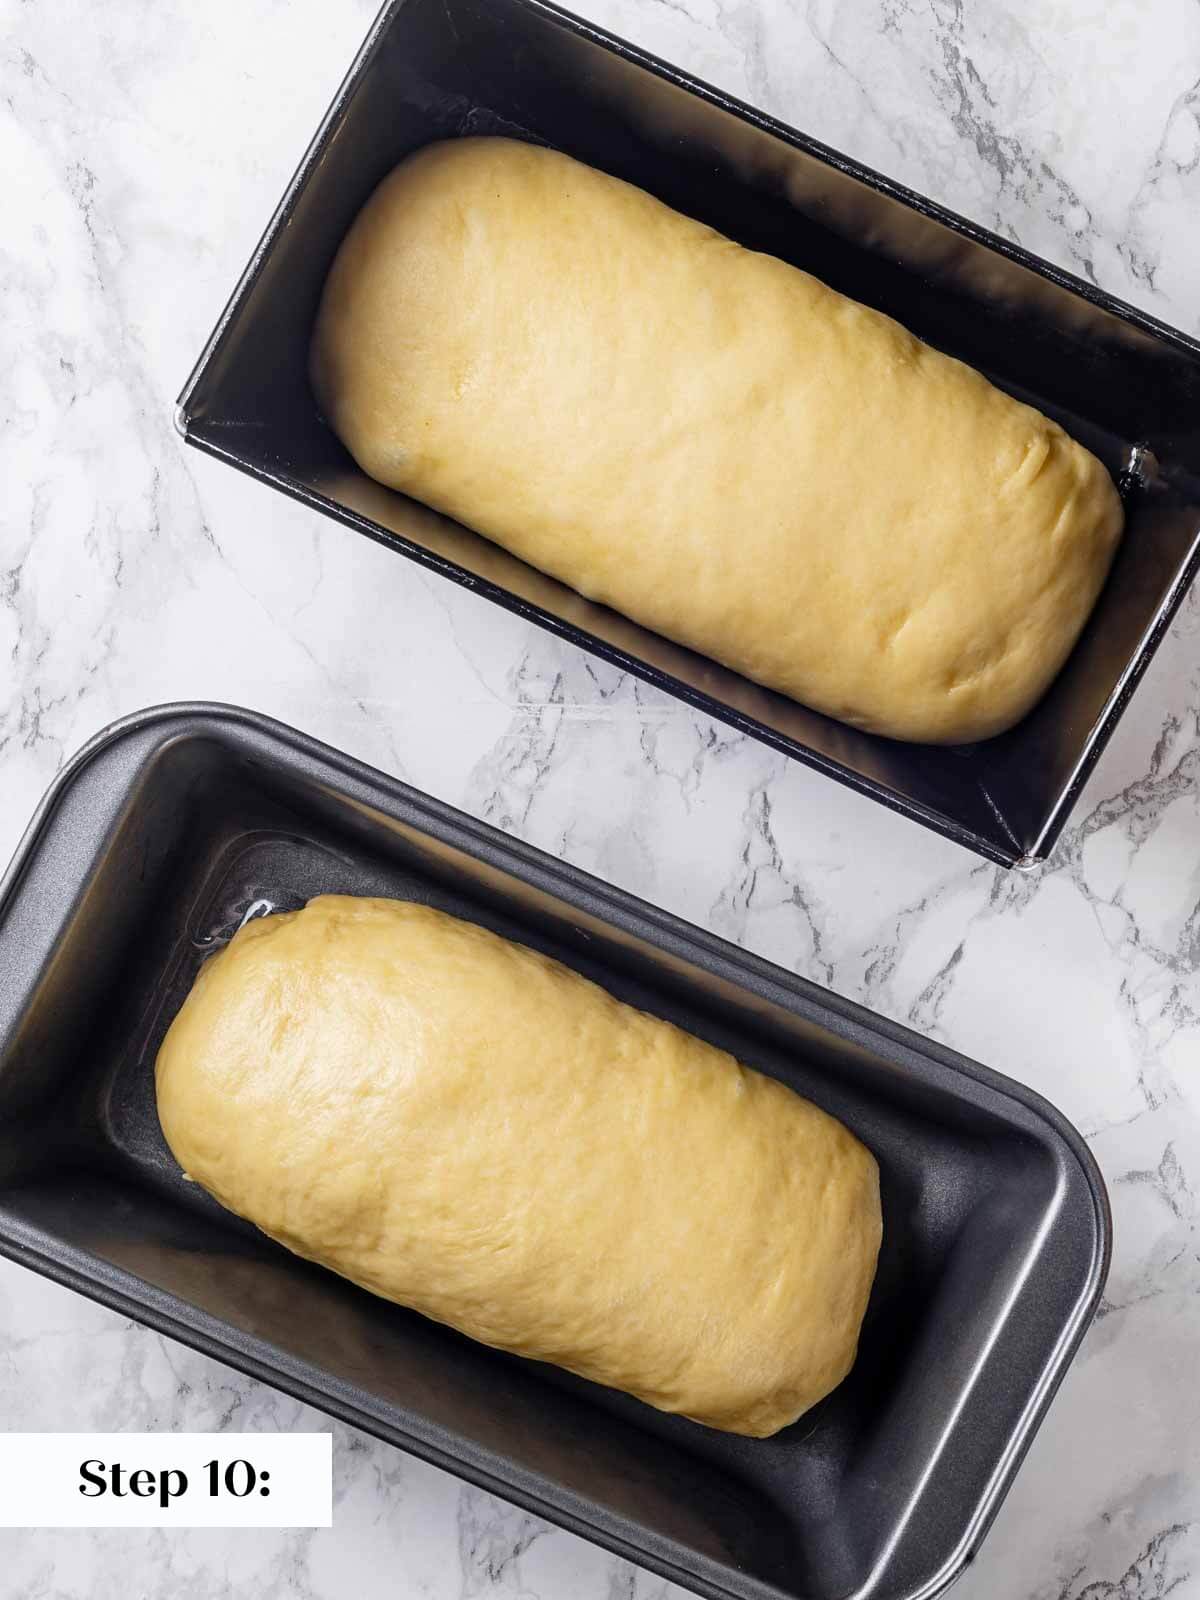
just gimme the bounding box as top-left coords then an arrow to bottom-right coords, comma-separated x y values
1,0 -> 1199,1593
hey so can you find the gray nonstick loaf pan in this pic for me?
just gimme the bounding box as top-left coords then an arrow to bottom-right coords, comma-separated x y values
176,0 -> 1200,867
0,705 -> 1108,1600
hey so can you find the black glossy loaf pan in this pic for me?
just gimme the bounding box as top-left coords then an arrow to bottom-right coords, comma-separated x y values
176,0 -> 1200,868
0,705 -> 1107,1600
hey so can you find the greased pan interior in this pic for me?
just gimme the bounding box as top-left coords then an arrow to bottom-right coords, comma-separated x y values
0,705 -> 1109,1600
177,0 -> 1200,865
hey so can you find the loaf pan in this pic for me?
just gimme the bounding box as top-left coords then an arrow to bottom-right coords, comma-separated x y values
0,704 -> 1108,1600
176,0 -> 1200,868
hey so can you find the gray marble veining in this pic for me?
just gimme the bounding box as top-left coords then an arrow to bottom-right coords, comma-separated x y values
1,0 -> 1199,1594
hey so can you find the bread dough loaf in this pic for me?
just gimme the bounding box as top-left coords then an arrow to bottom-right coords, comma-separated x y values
155,895 -> 882,1437
310,137 -> 1123,744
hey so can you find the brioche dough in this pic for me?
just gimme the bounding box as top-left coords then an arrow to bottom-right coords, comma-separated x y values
310,137 -> 1123,744
155,895 -> 882,1437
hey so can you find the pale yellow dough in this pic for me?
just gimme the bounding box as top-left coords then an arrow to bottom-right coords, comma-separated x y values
310,137 -> 1123,744
155,895 -> 882,1437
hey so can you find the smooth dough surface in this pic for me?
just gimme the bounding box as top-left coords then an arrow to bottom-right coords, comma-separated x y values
310,137 -> 1123,744
155,895 -> 882,1437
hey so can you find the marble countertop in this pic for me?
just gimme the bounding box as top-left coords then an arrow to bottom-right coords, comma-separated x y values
2,0 -> 1199,1594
